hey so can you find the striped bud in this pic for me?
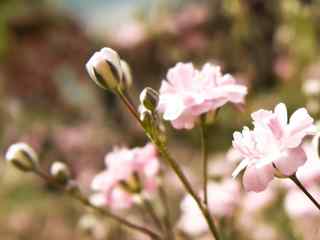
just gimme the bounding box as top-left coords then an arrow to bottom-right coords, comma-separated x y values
120,60 -> 133,90
5,143 -> 38,172
140,87 -> 159,112
86,47 -> 123,91
50,161 -> 71,185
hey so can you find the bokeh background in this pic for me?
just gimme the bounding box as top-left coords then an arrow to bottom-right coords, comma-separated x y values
1,0 -> 320,239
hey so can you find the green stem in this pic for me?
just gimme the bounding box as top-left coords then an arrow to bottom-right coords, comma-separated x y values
34,168 -> 162,240
118,90 -> 142,125
158,182 -> 175,240
155,141 -> 220,240
142,197 -> 165,234
118,93 -> 221,240
200,115 -> 209,206
290,174 -> 320,212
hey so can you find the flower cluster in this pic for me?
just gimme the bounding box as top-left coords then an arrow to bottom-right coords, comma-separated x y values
232,103 -> 316,192
158,63 -> 247,129
6,45 -> 320,240
90,143 -> 160,209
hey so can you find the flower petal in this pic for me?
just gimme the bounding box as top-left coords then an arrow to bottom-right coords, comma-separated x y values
273,147 -> 307,176
243,165 -> 274,192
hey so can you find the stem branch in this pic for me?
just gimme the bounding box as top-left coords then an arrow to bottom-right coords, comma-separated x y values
200,115 -> 208,205
142,197 -> 165,234
34,168 -> 162,240
118,93 -> 220,240
158,181 -> 174,240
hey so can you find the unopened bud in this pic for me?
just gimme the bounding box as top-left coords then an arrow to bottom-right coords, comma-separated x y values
5,143 -> 38,172
120,60 -> 133,90
140,106 -> 153,130
50,162 -> 71,185
140,87 -> 159,112
86,47 -> 123,92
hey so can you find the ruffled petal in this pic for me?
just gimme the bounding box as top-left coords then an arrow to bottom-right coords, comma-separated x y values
243,165 -> 274,192
273,146 -> 307,176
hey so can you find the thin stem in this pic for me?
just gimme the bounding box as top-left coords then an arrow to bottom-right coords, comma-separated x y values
290,174 -> 320,212
142,197 -> 165,234
200,115 -> 208,206
118,93 -> 221,240
118,90 -> 142,125
156,141 -> 220,240
34,168 -> 162,240
158,183 -> 174,240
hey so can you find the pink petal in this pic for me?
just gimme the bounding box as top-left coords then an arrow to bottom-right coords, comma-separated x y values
274,103 -> 288,127
273,146 -> 307,176
162,96 -> 185,120
167,63 -> 195,89
171,112 -> 197,129
232,158 -> 250,177
285,108 -> 315,148
243,164 -> 274,192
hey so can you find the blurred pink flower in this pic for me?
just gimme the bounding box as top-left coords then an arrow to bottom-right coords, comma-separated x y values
158,63 -> 247,129
232,103 -> 315,192
178,179 -> 240,236
90,143 -> 160,209
242,187 -> 276,213
173,4 -> 209,33
285,187 -> 320,218
111,21 -> 147,49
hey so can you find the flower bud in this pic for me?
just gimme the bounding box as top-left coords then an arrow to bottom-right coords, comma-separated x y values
50,161 -> 71,185
120,60 -> 133,90
140,106 -> 153,130
139,87 -> 159,112
86,47 -> 123,92
5,143 -> 38,172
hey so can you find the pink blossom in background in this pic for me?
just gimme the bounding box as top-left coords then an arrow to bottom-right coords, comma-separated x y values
285,187 -> 320,218
178,179 -> 240,236
232,103 -> 315,192
90,143 -> 160,209
110,21 -> 147,49
284,138 -> 320,218
241,186 -> 276,213
158,63 -> 247,129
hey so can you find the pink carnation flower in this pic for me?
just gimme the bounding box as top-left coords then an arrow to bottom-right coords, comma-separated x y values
178,179 -> 240,236
90,143 -> 160,209
232,103 -> 315,192
158,63 -> 247,129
